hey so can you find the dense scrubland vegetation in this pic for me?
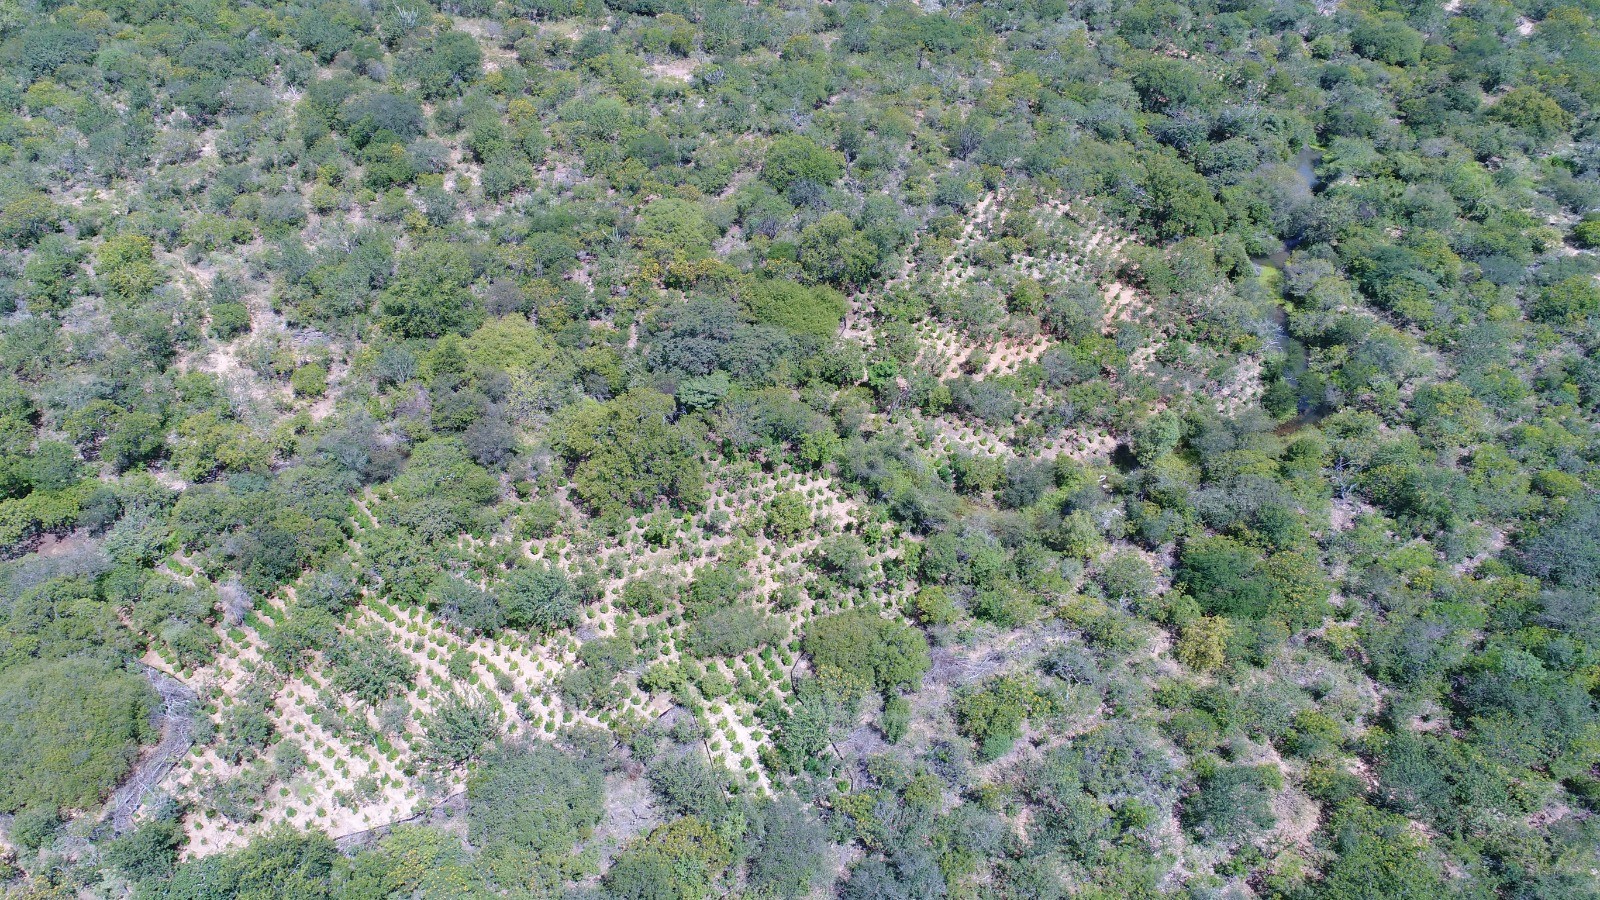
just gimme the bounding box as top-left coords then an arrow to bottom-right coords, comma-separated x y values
0,0 -> 1598,894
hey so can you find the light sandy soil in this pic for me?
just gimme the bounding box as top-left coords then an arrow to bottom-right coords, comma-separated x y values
869,189 -> 1135,388
649,59 -> 699,82
1101,281 -> 1147,330
906,409 -> 1116,464
1213,356 -> 1265,416
125,151 -> 1287,856
149,457 -> 899,853
452,17 -> 517,73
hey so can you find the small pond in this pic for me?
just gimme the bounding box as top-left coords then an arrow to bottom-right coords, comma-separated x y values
1250,148 -> 1327,432
1250,147 -> 1323,270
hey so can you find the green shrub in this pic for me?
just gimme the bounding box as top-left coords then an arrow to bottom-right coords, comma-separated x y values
743,280 -> 848,339
0,658 -> 156,814
468,737 -> 606,885
803,610 -> 930,694
955,674 -> 1053,760
210,300 -> 252,339
291,363 -> 328,397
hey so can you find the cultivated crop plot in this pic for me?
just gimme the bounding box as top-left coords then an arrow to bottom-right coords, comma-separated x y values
1,0 -> 1597,897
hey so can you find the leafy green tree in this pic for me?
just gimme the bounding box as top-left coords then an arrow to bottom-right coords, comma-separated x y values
338,826 -> 492,900
799,213 -> 879,287
1176,615 -> 1230,672
562,635 -> 636,710
416,30 -> 482,98
911,585 -> 959,626
156,829 -> 339,900
1571,216 -> 1600,248
1177,535 -> 1331,627
15,24 -> 98,81
1489,87 -> 1572,141
379,243 -> 478,338
683,605 -> 787,657
770,670 -> 865,774
645,752 -> 734,823
1129,56 -> 1215,113
1131,411 -> 1182,464
172,411 -> 269,482
952,453 -> 1005,496
430,574 -> 503,634
360,133 -> 418,190
106,818 -> 184,883
677,373 -> 730,412
20,235 -> 80,313
97,234 -> 163,305
746,799 -> 831,900
1042,508 -> 1103,559
1098,551 -> 1156,603
0,194 -> 61,247
1138,151 -> 1226,239
1519,498 -> 1600,589
326,629 -> 415,705
761,135 -> 844,194
209,299 -> 252,339
882,695 -> 912,743
637,198 -> 716,262
684,559 -> 748,617
1350,17 -> 1423,66
765,489 -> 811,539
1530,275 -> 1600,326
388,436 -> 501,537
290,363 -> 328,397
9,804 -> 59,852
602,816 -> 733,900
551,389 -> 706,519
621,577 -> 672,616
811,533 -> 873,586
1182,764 -> 1281,845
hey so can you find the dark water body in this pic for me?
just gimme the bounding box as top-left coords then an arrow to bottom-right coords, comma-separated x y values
1263,303 -> 1330,434
1248,149 -> 1327,433
1294,146 -> 1322,193
1251,147 -> 1323,270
